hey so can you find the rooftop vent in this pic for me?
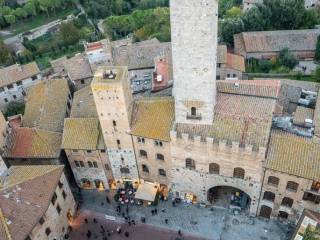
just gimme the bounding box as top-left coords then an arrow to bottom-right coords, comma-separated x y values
103,70 -> 117,80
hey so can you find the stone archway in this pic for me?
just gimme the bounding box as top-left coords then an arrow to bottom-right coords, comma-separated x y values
207,186 -> 251,210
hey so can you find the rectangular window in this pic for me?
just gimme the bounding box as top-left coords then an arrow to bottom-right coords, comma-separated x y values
138,137 -> 145,143
155,140 -> 163,147
16,81 -> 22,86
101,149 -> 106,153
62,190 -> 67,200
87,150 -> 92,153
31,75 -> 37,81
93,161 -> 98,168
81,79 -> 85,84
7,84 -> 13,89
105,164 -> 110,170
39,217 -> 45,225
4,98 -> 8,103
80,161 -> 85,167
56,204 -> 61,214
51,192 -> 57,205
73,149 -> 78,153
45,228 -> 51,236
75,161 -> 80,167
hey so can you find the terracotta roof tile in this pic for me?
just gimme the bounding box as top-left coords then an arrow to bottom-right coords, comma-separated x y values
0,62 -> 40,88
217,79 -> 281,98
70,86 -> 97,118
235,29 -> 320,53
62,118 -> 104,150
226,53 -> 245,72
3,128 -> 62,159
23,78 -> 70,133
131,97 -> 175,141
0,165 -> 64,240
266,130 -> 320,180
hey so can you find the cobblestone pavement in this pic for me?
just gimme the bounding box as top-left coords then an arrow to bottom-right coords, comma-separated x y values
70,210 -> 207,240
77,190 -> 293,240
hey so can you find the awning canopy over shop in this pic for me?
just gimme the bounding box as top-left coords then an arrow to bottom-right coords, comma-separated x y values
135,182 -> 159,202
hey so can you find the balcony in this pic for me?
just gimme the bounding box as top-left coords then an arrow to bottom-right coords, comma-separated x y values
187,113 -> 202,120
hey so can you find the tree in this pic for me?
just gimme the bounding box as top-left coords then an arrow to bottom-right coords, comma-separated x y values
0,41 -> 15,66
5,102 -> 25,119
4,14 -> 15,27
219,17 -> 244,46
278,48 -> 298,69
38,0 -> 52,17
23,1 -> 37,18
59,22 -> 81,45
312,66 -> 320,82
303,226 -> 320,240
225,6 -> 242,18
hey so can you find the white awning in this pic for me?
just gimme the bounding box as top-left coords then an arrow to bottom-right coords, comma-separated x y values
135,182 -> 158,202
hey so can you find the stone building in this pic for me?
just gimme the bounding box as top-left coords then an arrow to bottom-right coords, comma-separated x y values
91,67 -> 139,183
131,97 -> 175,187
216,45 -> 245,80
62,86 -> 114,190
0,62 -> 41,111
234,29 -> 320,60
2,78 -> 71,166
0,165 -> 76,240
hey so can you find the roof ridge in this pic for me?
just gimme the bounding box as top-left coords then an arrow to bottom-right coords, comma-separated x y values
0,165 -> 63,191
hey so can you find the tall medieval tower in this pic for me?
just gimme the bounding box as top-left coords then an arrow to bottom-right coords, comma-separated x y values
170,0 -> 218,125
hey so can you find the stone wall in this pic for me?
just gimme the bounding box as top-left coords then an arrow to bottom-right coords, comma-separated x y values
170,0 -> 218,125
169,130 -> 265,215
258,169 -> 320,223
132,136 -> 172,186
65,149 -> 113,190
29,173 -> 76,240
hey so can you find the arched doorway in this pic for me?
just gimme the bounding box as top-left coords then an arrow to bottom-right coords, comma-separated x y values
207,186 -> 251,210
260,205 -> 272,218
94,179 -> 105,190
81,178 -> 91,189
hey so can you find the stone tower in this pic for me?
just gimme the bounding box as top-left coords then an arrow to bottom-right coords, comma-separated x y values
91,66 -> 139,182
170,0 -> 218,125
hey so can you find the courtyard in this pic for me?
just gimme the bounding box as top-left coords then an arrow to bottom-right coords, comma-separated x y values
71,190 -> 293,240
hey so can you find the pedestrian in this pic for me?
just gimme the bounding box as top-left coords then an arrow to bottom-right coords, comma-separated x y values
106,196 -> 110,204
125,231 -> 129,237
155,209 -> 158,214
93,218 -> 97,223
151,210 -> 154,216
132,220 -> 135,225
128,221 -> 131,226
116,226 -> 121,234
178,230 -> 182,236
126,205 -> 129,214
122,212 -> 125,218
161,208 -> 165,213
100,225 -> 105,231
86,230 -> 92,238
84,218 -> 88,224
165,219 -> 168,224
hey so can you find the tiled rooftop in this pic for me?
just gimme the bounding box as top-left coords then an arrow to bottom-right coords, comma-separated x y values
62,118 -> 104,150
0,62 -> 40,88
235,29 -> 320,53
23,78 -> 70,133
176,92 -> 276,147
293,106 -> 314,125
63,54 -> 93,81
131,97 -> 175,141
113,39 -> 172,70
3,127 -> 62,159
226,53 -> 245,72
266,130 -> 320,181
0,165 -> 64,240
217,80 -> 281,98
70,86 -> 98,118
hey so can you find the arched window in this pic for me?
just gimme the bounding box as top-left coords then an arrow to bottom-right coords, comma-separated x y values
185,158 -> 196,170
140,150 -> 147,158
93,161 -> 98,168
142,164 -> 149,173
120,167 -> 130,174
156,153 -> 164,161
113,120 -> 117,127
191,107 -> 197,116
159,169 -> 166,176
281,197 -> 294,208
263,191 -> 275,202
80,161 -> 85,167
233,168 -> 245,179
209,163 -> 220,174
267,176 -> 280,186
286,181 -> 299,192
74,160 -> 80,167
88,161 -> 93,168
